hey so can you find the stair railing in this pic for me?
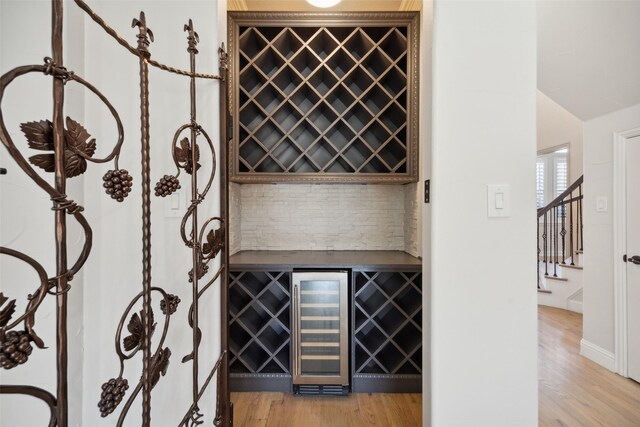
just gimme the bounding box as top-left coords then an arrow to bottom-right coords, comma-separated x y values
537,175 -> 583,288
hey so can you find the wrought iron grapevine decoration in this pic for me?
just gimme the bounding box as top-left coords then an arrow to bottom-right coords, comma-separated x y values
0,1 -> 229,426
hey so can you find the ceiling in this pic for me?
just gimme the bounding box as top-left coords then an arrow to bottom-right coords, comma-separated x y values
537,0 -> 640,121
229,0 -> 421,11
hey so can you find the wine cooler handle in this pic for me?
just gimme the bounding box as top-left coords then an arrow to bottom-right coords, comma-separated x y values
292,283 -> 298,378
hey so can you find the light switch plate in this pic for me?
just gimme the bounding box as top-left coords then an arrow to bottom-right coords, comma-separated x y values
487,184 -> 510,218
164,188 -> 186,218
596,196 -> 608,213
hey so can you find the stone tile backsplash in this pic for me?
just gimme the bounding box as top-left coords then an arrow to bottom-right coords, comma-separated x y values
229,183 -> 420,256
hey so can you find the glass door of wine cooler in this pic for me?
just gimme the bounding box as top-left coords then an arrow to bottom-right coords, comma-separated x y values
292,271 -> 349,386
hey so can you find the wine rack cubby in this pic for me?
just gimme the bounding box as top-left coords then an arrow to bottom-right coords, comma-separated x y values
228,12 -> 420,183
352,271 -> 422,392
229,270 -> 292,391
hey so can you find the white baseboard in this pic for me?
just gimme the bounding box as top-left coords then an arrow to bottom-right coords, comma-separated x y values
567,299 -> 583,314
580,339 -> 615,372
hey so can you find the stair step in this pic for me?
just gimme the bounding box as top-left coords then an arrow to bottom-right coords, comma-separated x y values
543,275 -> 568,282
538,289 -> 552,294
560,264 -> 583,270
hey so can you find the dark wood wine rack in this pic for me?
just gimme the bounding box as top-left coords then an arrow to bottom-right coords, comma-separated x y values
229,270 -> 292,391
227,251 -> 422,393
228,12 -> 420,183
352,271 -> 422,392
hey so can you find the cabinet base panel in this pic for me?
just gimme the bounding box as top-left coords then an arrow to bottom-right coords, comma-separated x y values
352,375 -> 422,393
230,374 -> 292,392
230,374 -> 421,393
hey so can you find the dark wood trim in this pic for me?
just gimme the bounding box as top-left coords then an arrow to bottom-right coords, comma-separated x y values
220,46 -> 231,425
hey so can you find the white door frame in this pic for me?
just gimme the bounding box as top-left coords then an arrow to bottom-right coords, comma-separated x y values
613,126 -> 640,377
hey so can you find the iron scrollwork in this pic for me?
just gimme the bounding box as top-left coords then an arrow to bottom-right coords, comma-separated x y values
0,0 -> 229,426
151,18 -> 227,426
0,12 -> 128,426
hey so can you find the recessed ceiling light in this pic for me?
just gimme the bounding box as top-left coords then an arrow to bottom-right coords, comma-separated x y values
306,0 -> 342,8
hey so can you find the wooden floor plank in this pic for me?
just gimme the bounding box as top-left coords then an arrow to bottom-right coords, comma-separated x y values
231,392 -> 421,426
538,306 -> 640,427
231,306 -> 640,426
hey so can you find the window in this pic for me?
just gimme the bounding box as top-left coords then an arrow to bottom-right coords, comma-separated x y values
536,147 -> 568,209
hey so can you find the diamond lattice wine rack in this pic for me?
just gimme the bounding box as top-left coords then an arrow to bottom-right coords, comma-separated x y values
228,12 -> 420,183
229,271 -> 291,375
353,271 -> 422,377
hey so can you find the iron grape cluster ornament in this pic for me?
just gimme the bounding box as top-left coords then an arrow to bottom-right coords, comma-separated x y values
98,376 -> 130,417
103,169 -> 133,202
154,174 -> 181,197
0,330 -> 33,369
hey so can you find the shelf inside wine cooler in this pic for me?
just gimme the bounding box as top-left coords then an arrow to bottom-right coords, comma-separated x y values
302,342 -> 339,347
301,304 -> 339,308
301,355 -> 341,360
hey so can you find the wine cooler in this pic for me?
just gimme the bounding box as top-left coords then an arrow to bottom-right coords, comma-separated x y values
291,271 -> 349,394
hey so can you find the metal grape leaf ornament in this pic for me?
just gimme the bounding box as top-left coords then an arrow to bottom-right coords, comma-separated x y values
150,347 -> 171,389
123,308 -> 156,352
21,117 -> 96,178
202,227 -> 223,259
20,120 -> 54,151
64,117 -> 97,176
175,137 -> 201,175
0,293 -> 17,328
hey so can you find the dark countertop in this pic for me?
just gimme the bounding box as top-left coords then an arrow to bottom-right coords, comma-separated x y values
229,250 -> 422,271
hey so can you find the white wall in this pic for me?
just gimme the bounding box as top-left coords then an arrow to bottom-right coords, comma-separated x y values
537,90 -> 583,183
1,1 -> 225,426
420,0 -> 433,423
429,0 -> 538,425
582,102 -> 640,362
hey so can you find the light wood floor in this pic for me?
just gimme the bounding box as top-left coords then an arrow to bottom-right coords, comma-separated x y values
230,392 -> 421,426
232,306 -> 640,426
538,306 -> 640,427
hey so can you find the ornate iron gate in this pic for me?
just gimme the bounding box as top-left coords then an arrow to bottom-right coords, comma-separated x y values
0,0 -> 230,425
